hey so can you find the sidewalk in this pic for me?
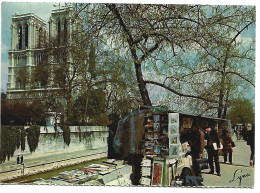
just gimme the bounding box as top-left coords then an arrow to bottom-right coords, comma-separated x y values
202,136 -> 254,187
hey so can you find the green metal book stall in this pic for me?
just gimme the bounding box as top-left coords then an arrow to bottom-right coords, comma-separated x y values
109,106 -> 230,186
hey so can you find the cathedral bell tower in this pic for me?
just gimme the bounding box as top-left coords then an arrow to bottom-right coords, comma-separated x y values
7,12 -> 47,99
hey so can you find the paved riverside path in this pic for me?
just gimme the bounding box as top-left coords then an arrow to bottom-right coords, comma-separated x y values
202,136 -> 254,187
0,147 -> 107,182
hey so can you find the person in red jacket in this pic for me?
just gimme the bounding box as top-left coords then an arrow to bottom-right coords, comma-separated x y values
221,128 -> 234,164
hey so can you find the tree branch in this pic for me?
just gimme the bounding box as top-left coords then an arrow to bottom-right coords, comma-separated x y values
145,80 -> 218,103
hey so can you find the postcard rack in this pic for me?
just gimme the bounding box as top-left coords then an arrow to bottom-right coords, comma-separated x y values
139,114 -> 169,157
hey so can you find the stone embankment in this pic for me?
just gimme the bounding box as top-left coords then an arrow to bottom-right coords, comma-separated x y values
0,149 -> 107,182
0,126 -> 108,182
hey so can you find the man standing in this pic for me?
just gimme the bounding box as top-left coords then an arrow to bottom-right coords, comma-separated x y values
20,154 -> 24,164
16,155 -> 20,164
246,124 -> 255,166
205,125 -> 221,176
188,121 -> 205,177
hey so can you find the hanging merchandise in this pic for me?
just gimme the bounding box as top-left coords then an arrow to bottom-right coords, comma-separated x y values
168,113 -> 181,158
153,115 -> 160,123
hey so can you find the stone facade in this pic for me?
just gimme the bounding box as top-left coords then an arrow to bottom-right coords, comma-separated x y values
7,12 -> 47,99
6,5 -> 76,101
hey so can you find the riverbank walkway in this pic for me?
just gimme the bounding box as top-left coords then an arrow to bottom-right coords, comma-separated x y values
0,147 -> 107,182
202,135 -> 254,187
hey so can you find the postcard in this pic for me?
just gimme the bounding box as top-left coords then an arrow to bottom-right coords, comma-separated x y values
0,1 -> 255,189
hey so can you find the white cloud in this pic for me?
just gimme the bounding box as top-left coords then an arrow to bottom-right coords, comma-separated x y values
236,35 -> 254,47
1,43 -> 8,54
0,62 -> 9,92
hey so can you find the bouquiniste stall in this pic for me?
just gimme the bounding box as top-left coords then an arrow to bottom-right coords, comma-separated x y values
109,106 -> 231,186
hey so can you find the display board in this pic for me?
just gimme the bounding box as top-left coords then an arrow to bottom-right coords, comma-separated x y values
168,113 -> 181,158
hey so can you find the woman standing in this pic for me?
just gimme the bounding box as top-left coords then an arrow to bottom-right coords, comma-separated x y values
221,128 -> 234,164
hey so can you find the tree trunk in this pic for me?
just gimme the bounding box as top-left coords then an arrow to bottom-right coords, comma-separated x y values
66,93 -> 73,125
134,62 -> 152,106
107,4 -> 152,106
218,74 -> 226,118
217,93 -> 224,118
82,96 -> 88,125
222,85 -> 231,119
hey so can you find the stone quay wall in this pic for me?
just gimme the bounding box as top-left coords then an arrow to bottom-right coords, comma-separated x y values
0,126 -> 109,182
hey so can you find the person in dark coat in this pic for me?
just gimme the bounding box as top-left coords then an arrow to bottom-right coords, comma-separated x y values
246,124 -> 255,166
205,124 -> 221,176
20,154 -> 24,164
187,121 -> 205,177
221,128 -> 234,164
16,155 -> 20,164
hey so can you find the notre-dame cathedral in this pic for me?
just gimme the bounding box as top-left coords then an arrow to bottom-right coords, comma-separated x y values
6,5 -> 77,102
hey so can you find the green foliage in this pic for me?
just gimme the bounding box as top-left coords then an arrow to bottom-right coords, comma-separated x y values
29,100 -> 46,125
71,92 -> 88,125
86,89 -> 110,126
72,88 -> 111,126
0,126 -> 23,163
21,127 -> 26,151
1,100 -> 29,125
16,67 -> 28,88
46,29 -> 88,123
227,98 -> 254,125
1,99 -> 46,125
31,63 -> 49,87
26,125 -> 41,153
60,125 -> 71,146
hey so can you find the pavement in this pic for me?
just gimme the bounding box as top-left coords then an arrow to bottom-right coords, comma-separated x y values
202,136 -> 254,188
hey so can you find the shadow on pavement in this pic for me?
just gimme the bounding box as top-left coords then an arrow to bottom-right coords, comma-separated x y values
201,171 -> 220,176
221,163 -> 252,168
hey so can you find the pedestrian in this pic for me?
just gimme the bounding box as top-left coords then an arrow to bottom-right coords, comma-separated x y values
241,126 -> 247,140
20,154 -> 24,164
204,124 -> 221,176
221,128 -> 234,164
246,124 -> 255,166
16,155 -> 20,164
186,121 -> 205,177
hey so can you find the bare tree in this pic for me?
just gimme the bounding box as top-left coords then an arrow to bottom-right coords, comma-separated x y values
76,4 -> 255,118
